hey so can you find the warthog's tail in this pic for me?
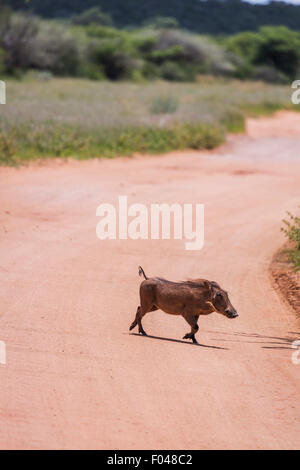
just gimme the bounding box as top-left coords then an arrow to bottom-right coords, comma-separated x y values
138,266 -> 148,280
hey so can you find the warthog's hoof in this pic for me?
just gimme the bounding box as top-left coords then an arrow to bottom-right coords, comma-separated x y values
183,333 -> 191,340
183,333 -> 198,344
139,329 -> 147,336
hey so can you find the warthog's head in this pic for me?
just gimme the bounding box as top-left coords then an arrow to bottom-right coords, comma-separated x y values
206,282 -> 238,319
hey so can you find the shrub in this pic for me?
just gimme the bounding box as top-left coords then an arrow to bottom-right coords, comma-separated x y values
0,130 -> 17,165
226,27 -> 300,81
148,45 -> 185,65
153,30 -> 208,64
226,31 -> 263,64
282,210 -> 300,250
251,65 -> 288,84
281,208 -> 300,270
221,110 -> 245,133
0,12 -> 80,76
141,61 -> 159,79
129,31 -> 157,59
150,30 -> 236,77
160,61 -> 198,81
143,17 -> 179,30
85,24 -> 123,39
28,22 -> 80,75
35,70 -> 53,80
255,26 -> 300,80
150,95 -> 179,114
71,7 -> 114,27
0,47 -> 6,73
76,61 -> 105,80
87,37 -> 141,80
0,121 -> 224,164
0,12 -> 40,71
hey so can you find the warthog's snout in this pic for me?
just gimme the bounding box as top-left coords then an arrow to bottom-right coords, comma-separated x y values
225,309 -> 238,319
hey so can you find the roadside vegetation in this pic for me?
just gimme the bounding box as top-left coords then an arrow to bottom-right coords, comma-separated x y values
0,78 -> 296,165
282,209 -> 300,271
0,5 -> 300,164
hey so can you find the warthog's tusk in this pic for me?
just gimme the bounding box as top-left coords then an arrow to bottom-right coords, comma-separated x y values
206,301 -> 218,311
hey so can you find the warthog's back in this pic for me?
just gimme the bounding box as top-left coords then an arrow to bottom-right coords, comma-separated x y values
139,277 -> 213,316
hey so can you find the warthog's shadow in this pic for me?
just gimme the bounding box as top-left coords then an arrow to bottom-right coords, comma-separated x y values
205,330 -> 300,350
129,332 -> 228,350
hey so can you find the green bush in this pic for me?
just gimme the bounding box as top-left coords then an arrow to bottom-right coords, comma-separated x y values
0,12 -> 39,72
71,7 -> 113,27
29,22 -> 80,75
0,47 -> 6,73
0,12 -> 80,75
281,208 -> 300,271
251,65 -> 288,84
226,26 -> 300,81
141,61 -> 159,79
143,17 -> 179,30
221,110 -> 245,133
0,121 -> 224,164
148,45 -> 184,65
226,32 -> 263,64
87,36 -> 141,80
76,62 -> 105,80
150,95 -> 179,114
282,210 -> 300,250
85,24 -> 123,39
0,130 -> 17,165
1,9 -> 298,83
154,30 -> 211,65
256,27 -> 300,79
160,61 -> 198,81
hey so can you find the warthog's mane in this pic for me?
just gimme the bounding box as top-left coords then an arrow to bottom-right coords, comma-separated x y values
155,277 -> 221,290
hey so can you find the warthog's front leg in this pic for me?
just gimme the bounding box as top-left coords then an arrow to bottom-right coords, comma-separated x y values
182,314 -> 199,344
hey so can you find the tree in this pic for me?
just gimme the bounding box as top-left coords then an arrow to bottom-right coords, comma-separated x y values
255,26 -> 300,79
143,16 -> 179,30
72,7 -> 113,27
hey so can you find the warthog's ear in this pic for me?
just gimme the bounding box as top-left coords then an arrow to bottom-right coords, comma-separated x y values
203,280 -> 212,293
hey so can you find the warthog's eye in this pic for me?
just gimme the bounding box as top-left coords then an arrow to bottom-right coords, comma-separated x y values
215,292 -> 226,304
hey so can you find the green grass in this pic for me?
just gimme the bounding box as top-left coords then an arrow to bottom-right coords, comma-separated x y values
0,77 -> 297,165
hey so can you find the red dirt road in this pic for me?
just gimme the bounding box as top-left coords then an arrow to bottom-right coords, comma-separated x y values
0,111 -> 299,449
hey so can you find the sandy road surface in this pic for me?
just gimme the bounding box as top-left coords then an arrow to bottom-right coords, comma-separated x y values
0,111 -> 299,449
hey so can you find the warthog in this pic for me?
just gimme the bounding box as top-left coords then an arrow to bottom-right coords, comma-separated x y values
129,266 -> 238,344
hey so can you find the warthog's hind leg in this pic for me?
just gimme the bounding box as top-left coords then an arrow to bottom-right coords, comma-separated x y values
137,306 -> 147,336
129,306 -> 140,332
182,314 -> 199,344
130,305 -> 157,336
